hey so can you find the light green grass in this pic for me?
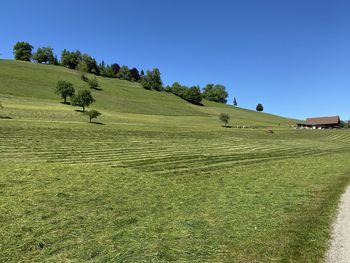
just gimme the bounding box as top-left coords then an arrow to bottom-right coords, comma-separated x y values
0,60 -> 350,262
0,59 -> 297,126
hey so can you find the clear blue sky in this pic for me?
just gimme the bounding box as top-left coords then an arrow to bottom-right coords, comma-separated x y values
1,0 -> 349,120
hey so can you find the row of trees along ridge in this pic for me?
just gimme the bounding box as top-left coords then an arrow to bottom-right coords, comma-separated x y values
12,41 -> 252,107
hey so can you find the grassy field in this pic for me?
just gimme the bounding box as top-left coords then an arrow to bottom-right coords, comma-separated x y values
1,60 -> 350,262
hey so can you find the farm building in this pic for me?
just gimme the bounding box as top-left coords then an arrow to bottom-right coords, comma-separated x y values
297,116 -> 340,129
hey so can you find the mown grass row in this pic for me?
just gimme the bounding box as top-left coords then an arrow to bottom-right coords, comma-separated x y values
0,125 -> 348,177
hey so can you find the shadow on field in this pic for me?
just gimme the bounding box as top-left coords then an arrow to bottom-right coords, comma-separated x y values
222,125 -> 232,128
91,122 -> 105,125
91,87 -> 103,91
75,109 -> 85,113
0,116 -> 12,119
60,102 -> 71,105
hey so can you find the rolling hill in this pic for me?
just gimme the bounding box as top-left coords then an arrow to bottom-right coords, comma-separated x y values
0,59 -> 296,127
1,59 -> 350,263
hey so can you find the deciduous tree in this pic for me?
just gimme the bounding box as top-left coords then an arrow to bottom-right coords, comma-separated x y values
33,47 -> 56,64
61,49 -> 82,69
85,110 -> 101,123
73,90 -> 95,111
184,86 -> 202,105
141,68 -> 163,91
219,113 -> 230,127
117,66 -> 132,80
55,81 -> 75,103
13,41 -> 33,61
202,84 -> 228,103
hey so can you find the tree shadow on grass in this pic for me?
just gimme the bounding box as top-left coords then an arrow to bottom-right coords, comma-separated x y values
60,102 -> 71,105
91,87 -> 103,91
90,121 -> 105,125
75,109 -> 85,113
0,116 -> 12,119
222,125 -> 232,128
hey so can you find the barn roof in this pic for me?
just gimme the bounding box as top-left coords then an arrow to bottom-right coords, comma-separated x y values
305,116 -> 340,125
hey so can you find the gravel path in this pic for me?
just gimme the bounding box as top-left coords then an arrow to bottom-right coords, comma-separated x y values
326,186 -> 350,263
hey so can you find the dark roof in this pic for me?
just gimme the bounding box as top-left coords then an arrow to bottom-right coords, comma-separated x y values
305,116 -> 340,125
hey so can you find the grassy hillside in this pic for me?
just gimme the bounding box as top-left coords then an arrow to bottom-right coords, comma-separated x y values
0,59 -> 296,126
1,59 -> 350,262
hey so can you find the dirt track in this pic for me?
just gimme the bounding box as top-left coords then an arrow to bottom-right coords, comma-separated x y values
326,186 -> 350,263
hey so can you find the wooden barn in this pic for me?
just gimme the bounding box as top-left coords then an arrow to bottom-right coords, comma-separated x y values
297,116 -> 340,129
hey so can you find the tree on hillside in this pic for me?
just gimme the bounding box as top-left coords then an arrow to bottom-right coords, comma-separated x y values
233,97 -> 238,107
84,109 -> 101,123
141,68 -> 163,91
202,84 -> 228,103
98,61 -> 114,78
140,69 -> 145,77
184,86 -> 202,105
98,60 -> 106,75
171,82 -> 187,97
111,63 -> 120,76
164,85 -> 172,92
81,54 -> 99,75
55,81 -> 75,104
256,103 -> 264,112
117,65 -> 132,80
13,41 -> 33,61
129,68 -> 141,81
219,113 -> 230,127
61,49 -> 82,69
33,47 -> 56,64
87,77 -> 99,90
73,90 -> 95,111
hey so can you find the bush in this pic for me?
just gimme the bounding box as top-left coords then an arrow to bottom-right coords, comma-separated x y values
88,77 -> 99,90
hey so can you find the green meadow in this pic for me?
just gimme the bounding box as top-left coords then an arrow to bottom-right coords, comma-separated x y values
1,60 -> 350,262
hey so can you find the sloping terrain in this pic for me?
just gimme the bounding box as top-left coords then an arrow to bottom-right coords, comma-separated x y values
0,59 -> 350,262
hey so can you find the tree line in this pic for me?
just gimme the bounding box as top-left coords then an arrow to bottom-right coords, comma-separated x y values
13,41 -> 267,108
12,41 -> 147,81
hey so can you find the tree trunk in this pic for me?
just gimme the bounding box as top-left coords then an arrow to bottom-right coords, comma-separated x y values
82,106 -> 85,112
64,96 -> 67,103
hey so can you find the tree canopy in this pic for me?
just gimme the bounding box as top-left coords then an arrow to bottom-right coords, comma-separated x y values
87,77 -> 99,90
55,81 -> 75,103
84,110 -> 101,123
129,68 -> 141,82
256,103 -> 264,112
73,90 -> 95,111
202,84 -> 228,103
219,113 -> 230,127
117,66 -> 132,81
33,47 -> 57,64
13,42 -> 33,61
141,68 -> 163,91
233,97 -> 238,106
167,83 -> 202,105
61,49 -> 82,69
